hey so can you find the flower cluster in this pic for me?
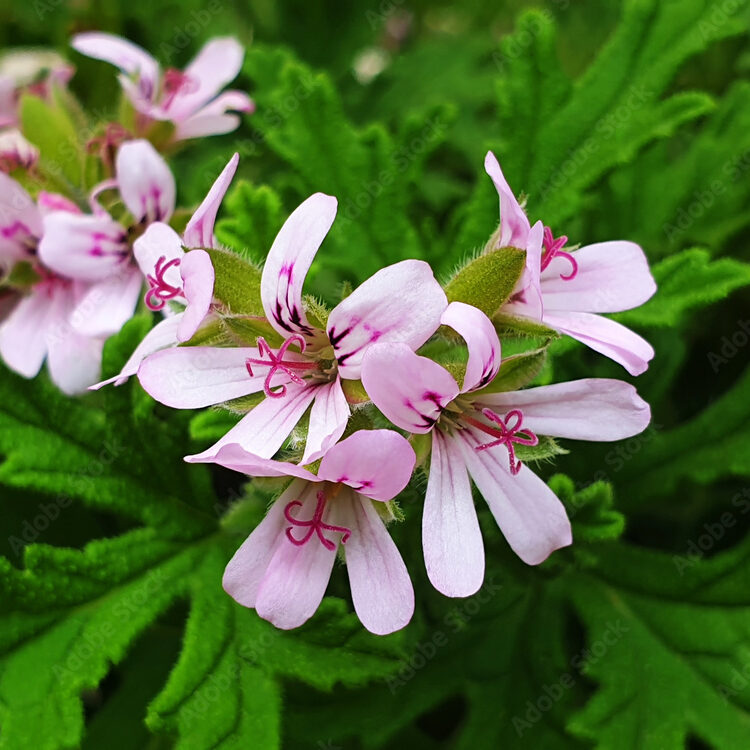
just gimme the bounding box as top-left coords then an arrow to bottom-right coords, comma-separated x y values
0,33 -> 657,636
0,34 -> 251,393
121,155 -> 653,635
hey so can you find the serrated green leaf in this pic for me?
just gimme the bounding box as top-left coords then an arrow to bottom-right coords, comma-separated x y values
567,539 -> 750,749
619,365 -> 750,505
549,474 -> 625,544
214,181 -> 285,262
619,248 -> 750,328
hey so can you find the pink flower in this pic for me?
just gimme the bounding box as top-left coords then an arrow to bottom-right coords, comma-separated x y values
0,129 -> 39,172
192,429 -> 416,634
0,49 -> 73,128
139,193 -> 448,464
91,153 -> 239,389
484,151 -> 657,376
38,139 -> 176,341
0,176 -> 108,393
361,301 -> 651,597
71,33 -> 254,140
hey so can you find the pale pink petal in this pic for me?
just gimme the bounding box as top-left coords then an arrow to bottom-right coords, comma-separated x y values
459,430 -> 572,565
187,382 -> 319,461
137,345 -> 267,407
0,172 -> 42,261
115,139 -> 175,223
542,310 -> 655,376
37,192 -> 81,216
423,432 -> 484,597
46,327 -> 103,395
255,482 -> 338,629
165,38 -> 245,119
327,259 -> 448,379
183,153 -> 239,249
334,490 -> 414,634
361,343 -> 459,433
317,428 -> 416,501
223,480 -> 305,608
43,283 -> 102,394
71,32 -> 160,97
175,93 -> 254,140
485,150 -> 530,248
503,220 -> 544,320
177,249 -> 214,343
70,267 -> 142,337
187,443 -> 317,482
89,313 -> 182,389
261,192 -> 337,340
133,222 -> 184,284
300,377 -> 350,465
0,285 -> 54,377
541,241 -> 656,313
476,378 -> 651,441
38,211 -> 128,281
441,301 -> 500,393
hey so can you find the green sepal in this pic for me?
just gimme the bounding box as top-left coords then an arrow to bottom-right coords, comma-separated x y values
143,119 -> 177,152
476,347 -> 548,394
303,295 -> 331,330
444,247 -> 526,317
4,261 -> 41,289
492,312 -> 560,340
204,247 -> 264,316
515,435 -> 567,464
341,379 -> 370,404
410,432 -> 433,468
221,314 -> 283,347
221,392 -> 267,415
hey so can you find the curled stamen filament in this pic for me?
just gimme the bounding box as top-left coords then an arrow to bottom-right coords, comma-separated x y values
145,256 -> 183,310
284,491 -> 351,551
541,226 -> 577,280
466,408 -> 539,475
245,334 -> 318,398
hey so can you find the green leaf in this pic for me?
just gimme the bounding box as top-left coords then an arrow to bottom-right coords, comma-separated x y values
549,474 -> 625,544
619,365 -> 750,505
244,47 -> 446,282
444,247 -> 526,318
619,248 -> 750,328
145,546 -> 281,749
567,539 -> 750,749
214,181 -> 285,262
0,339 -> 214,538
455,0 -> 746,258
204,248 -> 264,316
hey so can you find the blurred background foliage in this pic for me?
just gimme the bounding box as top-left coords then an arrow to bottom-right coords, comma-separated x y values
1,0 -> 750,748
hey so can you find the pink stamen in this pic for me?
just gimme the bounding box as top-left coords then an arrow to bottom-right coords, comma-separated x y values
145,256 -> 182,310
245,334 -> 317,398
541,226 -> 577,280
466,408 -> 539,475
284,491 -> 351,551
